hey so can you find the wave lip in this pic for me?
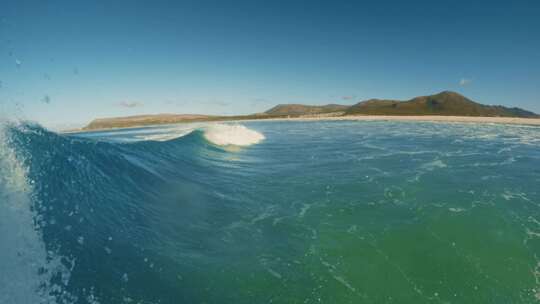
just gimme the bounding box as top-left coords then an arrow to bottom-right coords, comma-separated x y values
203,124 -> 265,146
0,123 -> 71,304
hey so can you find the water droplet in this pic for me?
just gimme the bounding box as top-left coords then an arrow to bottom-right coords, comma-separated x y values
42,95 -> 51,104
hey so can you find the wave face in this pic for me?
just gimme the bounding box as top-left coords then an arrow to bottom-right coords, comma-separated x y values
1,120 -> 540,303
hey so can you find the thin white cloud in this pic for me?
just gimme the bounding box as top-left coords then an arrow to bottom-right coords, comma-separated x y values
459,78 -> 472,86
211,101 -> 229,106
118,101 -> 143,108
250,98 -> 272,107
252,98 -> 270,104
341,95 -> 355,100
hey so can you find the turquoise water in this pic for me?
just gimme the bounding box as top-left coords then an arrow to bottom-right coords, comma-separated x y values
1,120 -> 540,303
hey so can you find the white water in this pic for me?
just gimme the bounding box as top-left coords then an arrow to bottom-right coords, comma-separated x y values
203,124 -> 265,146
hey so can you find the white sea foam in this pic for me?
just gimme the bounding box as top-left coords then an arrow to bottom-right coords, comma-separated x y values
136,129 -> 194,141
421,159 -> 447,171
203,124 -> 265,146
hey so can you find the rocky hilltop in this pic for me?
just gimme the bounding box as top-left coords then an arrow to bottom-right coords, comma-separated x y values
344,91 -> 538,117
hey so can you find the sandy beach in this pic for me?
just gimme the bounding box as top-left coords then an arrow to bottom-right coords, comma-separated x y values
246,115 -> 540,126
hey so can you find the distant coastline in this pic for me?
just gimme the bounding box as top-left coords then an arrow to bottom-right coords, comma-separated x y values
75,91 -> 540,132
244,115 -> 540,126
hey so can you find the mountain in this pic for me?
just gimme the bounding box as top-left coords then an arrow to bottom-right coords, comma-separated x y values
345,91 -> 538,118
80,91 -> 538,131
264,104 -> 349,116
265,92 -> 538,118
84,114 -> 214,130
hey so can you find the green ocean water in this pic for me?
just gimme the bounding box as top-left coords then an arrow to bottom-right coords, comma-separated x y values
1,120 -> 539,303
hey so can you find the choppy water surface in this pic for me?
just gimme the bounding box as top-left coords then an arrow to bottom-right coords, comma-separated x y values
1,120 -> 540,303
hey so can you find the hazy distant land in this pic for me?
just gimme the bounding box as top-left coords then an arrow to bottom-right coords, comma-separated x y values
81,91 -> 540,131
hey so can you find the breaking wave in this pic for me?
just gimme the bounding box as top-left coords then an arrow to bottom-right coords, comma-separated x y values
203,124 -> 265,146
0,123 -> 72,303
0,121 -> 265,303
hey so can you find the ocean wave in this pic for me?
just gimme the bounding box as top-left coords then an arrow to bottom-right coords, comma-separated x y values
2,120 -> 540,303
140,123 -> 266,146
0,121 -> 267,303
77,123 -> 265,147
0,123 -> 72,303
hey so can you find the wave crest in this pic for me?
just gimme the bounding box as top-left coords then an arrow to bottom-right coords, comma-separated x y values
0,123 -> 73,303
203,124 -> 265,146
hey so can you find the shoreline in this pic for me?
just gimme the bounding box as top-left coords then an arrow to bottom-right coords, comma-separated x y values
248,115 -> 540,125
64,115 -> 540,133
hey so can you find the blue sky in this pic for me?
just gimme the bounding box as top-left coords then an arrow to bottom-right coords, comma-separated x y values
1,0 -> 539,128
